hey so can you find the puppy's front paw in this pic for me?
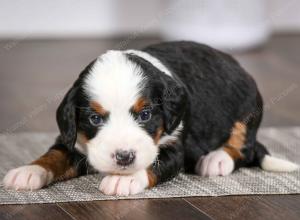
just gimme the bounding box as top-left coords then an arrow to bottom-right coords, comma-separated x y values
195,150 -> 234,177
99,170 -> 149,196
3,165 -> 53,190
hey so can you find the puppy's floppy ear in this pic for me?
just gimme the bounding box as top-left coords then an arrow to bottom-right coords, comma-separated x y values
56,85 -> 78,151
160,75 -> 187,134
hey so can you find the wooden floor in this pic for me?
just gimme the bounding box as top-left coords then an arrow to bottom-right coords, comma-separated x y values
0,35 -> 299,219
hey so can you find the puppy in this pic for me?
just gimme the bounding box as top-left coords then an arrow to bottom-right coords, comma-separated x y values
3,41 -> 298,195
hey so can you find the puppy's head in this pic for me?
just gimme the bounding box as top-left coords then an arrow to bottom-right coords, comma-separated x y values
56,51 -> 187,174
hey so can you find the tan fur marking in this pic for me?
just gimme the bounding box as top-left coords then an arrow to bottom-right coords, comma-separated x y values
31,149 -> 77,180
133,97 -> 148,113
154,126 -> 164,144
54,167 -> 77,182
226,122 -> 246,150
224,122 -> 247,160
147,169 -> 157,188
90,101 -> 108,116
223,146 -> 244,160
77,132 -> 89,145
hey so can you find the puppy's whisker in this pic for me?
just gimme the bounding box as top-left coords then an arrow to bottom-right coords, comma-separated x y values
75,157 -> 87,171
85,160 -> 89,175
153,157 -> 161,173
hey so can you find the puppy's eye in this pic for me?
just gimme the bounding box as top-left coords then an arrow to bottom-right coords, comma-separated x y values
89,114 -> 103,126
138,109 -> 152,123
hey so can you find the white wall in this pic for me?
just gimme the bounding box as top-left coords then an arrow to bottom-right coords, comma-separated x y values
266,0 -> 300,32
0,0 -> 299,38
0,0 -> 160,38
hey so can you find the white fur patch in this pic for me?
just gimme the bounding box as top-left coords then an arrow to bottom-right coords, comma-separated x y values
84,50 -> 146,111
158,121 -> 183,146
99,169 -> 149,196
261,155 -> 299,172
195,150 -> 234,177
124,50 -> 172,77
3,165 -> 53,190
84,51 -> 158,174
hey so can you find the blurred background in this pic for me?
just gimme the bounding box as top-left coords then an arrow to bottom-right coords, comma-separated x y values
0,0 -> 299,135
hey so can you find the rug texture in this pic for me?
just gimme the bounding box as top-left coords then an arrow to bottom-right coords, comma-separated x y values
0,127 -> 299,204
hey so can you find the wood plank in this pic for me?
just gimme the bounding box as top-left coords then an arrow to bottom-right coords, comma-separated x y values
259,195 -> 300,218
185,195 -> 300,220
58,198 -> 212,220
0,204 -> 74,220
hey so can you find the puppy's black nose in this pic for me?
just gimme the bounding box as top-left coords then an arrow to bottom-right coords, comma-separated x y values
115,150 -> 135,166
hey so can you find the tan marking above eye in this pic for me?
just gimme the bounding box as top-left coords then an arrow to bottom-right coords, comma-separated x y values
90,101 -> 108,116
133,97 -> 149,113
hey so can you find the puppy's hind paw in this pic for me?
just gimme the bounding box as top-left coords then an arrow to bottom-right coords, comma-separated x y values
3,165 -> 53,191
195,150 -> 234,177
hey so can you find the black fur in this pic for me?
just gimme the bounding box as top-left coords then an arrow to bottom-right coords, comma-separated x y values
143,41 -> 268,173
150,141 -> 184,184
56,86 -> 78,151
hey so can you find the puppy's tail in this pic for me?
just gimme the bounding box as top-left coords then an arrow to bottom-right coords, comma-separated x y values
255,141 -> 299,172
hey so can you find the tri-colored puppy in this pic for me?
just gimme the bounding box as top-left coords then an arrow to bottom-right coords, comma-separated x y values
3,41 -> 298,195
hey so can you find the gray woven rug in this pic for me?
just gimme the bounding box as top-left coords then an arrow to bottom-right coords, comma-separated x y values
0,127 -> 299,204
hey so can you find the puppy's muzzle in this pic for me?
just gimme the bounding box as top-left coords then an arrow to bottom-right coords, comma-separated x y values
115,150 -> 136,167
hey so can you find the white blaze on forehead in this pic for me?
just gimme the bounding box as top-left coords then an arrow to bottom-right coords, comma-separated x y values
125,49 -> 172,77
84,50 -> 146,111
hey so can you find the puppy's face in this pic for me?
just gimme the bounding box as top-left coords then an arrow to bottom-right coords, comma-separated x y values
57,51 -> 186,175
